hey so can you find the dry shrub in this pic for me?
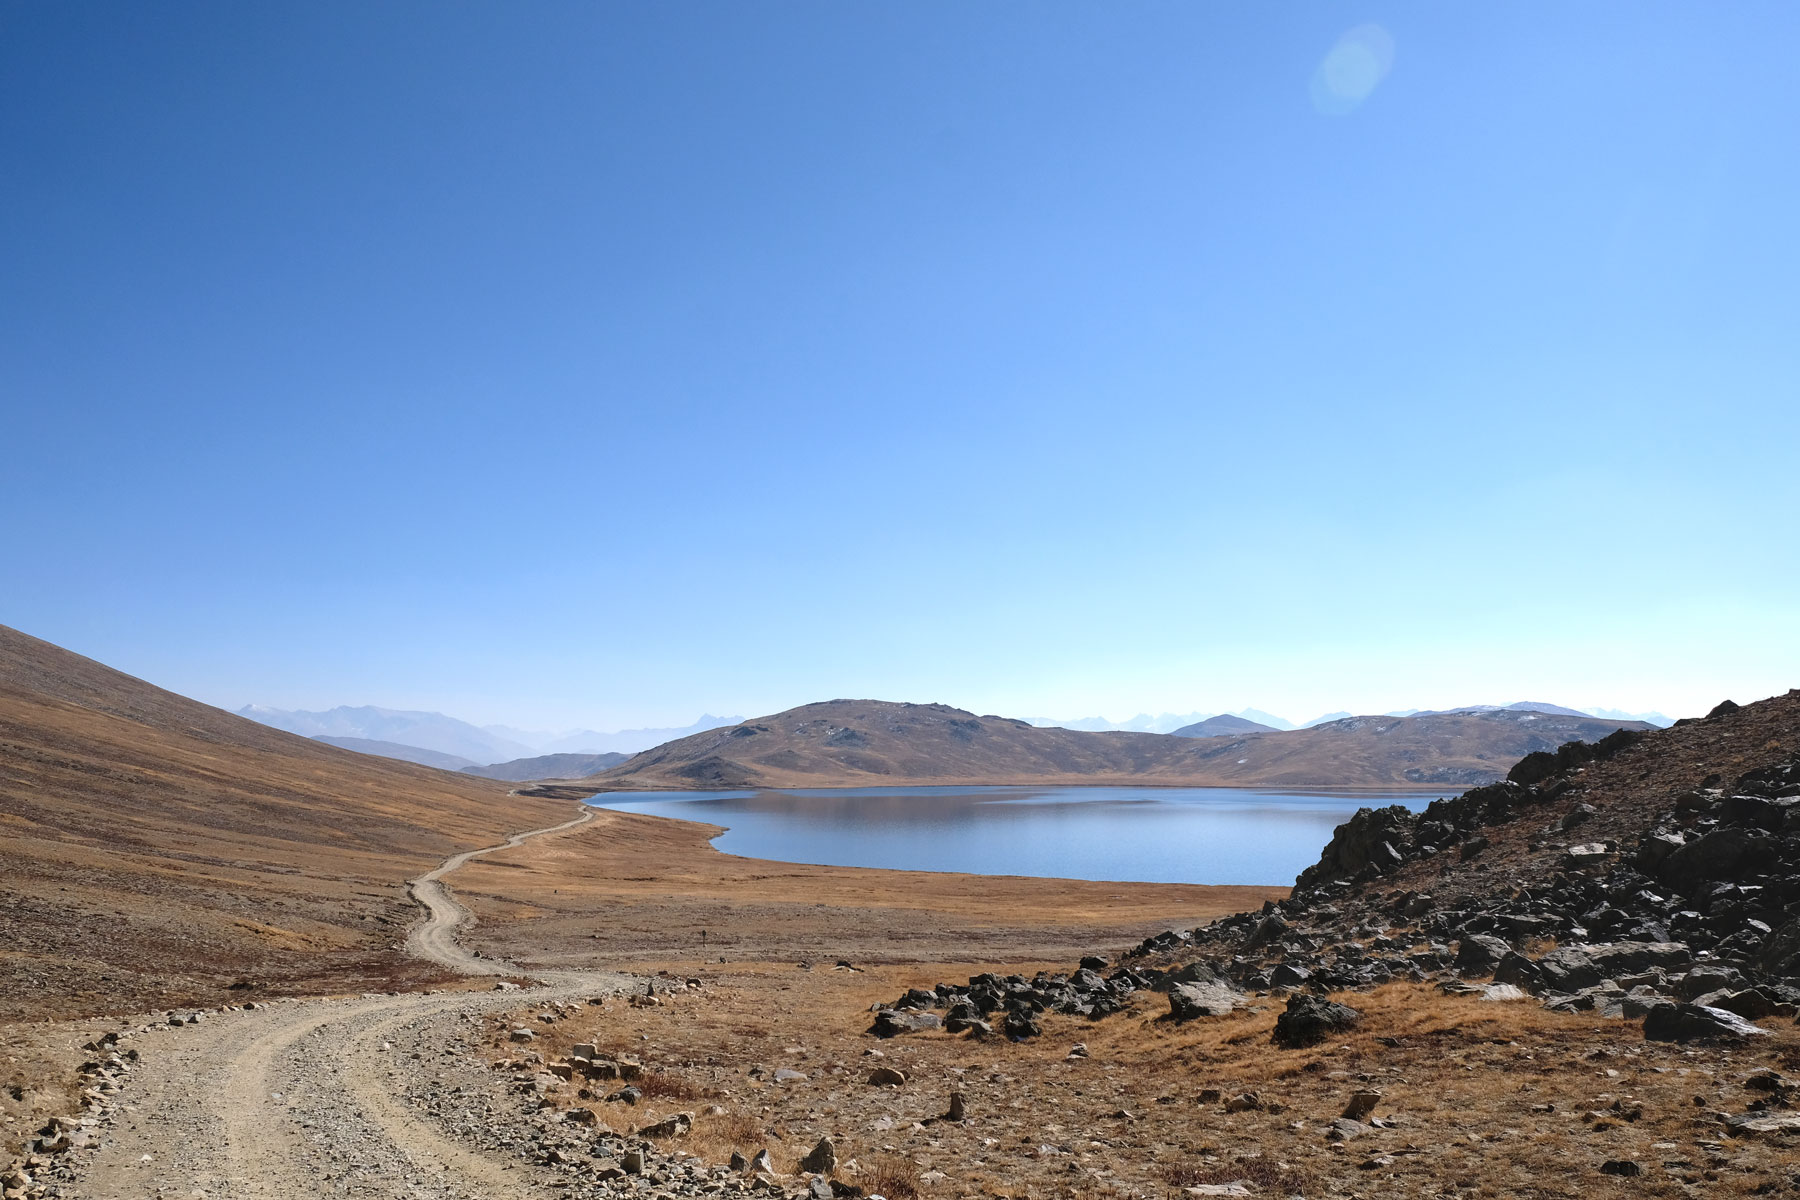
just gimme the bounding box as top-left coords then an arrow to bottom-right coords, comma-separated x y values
635,1070 -> 705,1101
713,1109 -> 763,1148
866,1153 -> 921,1200
1159,1157 -> 1317,1196
682,1107 -> 772,1163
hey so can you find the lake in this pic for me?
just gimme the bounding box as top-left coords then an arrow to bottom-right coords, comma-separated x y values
586,785 -> 1447,886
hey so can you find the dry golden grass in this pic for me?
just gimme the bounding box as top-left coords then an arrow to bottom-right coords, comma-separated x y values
0,624 -> 575,1023
866,1152 -> 922,1198
484,964 -> 1800,1199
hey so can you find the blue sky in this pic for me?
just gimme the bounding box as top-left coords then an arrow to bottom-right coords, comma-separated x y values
3,3 -> 1796,730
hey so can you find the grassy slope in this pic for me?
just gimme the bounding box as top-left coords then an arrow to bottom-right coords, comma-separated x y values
0,623 -> 574,1021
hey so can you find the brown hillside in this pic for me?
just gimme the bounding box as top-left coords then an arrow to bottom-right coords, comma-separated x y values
590,699 -> 1649,790
0,624 -> 571,1021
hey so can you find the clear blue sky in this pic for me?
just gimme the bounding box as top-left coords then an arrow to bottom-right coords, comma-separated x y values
4,3 -> 1796,730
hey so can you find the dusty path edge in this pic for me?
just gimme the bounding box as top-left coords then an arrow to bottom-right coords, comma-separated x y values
404,801 -> 596,975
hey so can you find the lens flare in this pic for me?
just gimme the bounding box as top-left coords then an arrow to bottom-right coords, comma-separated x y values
1310,24 -> 1396,116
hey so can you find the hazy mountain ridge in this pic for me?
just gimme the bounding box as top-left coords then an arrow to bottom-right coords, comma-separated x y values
462,752 -> 629,781
310,736 -> 480,771
240,706 -> 744,762
237,704 -> 533,764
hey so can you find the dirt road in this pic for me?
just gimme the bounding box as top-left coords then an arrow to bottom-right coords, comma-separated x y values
54,804 -> 635,1200
405,806 -> 597,973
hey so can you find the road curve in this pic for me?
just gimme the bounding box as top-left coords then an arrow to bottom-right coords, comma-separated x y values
61,802 -> 633,1200
405,805 -> 597,973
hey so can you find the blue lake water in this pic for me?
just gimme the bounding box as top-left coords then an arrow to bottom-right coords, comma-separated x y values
586,786 -> 1447,886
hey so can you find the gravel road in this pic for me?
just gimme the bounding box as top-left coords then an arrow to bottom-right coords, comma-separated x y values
33,805 -> 678,1200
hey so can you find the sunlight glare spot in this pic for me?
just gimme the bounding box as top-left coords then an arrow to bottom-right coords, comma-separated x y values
1310,24 -> 1396,116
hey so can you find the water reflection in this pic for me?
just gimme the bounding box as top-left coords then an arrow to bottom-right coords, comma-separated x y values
587,785 -> 1446,886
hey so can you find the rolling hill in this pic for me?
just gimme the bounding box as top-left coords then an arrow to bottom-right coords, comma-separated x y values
0,624 -> 571,1021
589,699 -> 1652,790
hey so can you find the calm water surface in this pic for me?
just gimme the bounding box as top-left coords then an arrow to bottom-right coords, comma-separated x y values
586,786 -> 1448,886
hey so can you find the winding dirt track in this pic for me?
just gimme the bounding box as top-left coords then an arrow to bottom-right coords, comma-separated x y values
405,807 -> 597,973
67,804 -> 630,1200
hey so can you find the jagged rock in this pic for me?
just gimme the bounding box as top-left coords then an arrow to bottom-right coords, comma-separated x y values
1270,962 -> 1312,989
1538,942 -> 1691,991
1494,951 -> 1548,992
1168,981 -> 1239,1021
1675,965 -> 1748,1000
1004,1010 -> 1041,1039
1724,1113 -> 1800,1137
868,1009 -> 940,1038
1660,827 -> 1769,888
1643,1002 -> 1770,1042
799,1136 -> 836,1175
1295,806 -> 1417,891
1564,843 -> 1610,868
1272,994 -> 1360,1048
1455,935 -> 1511,975
1691,988 -> 1793,1020
1758,917 -> 1800,977
1242,912 -> 1288,950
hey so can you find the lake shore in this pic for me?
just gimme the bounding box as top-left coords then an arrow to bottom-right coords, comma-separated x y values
452,805 -> 1284,970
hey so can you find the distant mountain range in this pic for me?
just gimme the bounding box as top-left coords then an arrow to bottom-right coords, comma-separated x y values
310,735 -> 481,771
462,752 -> 629,782
1027,709 -> 1297,734
249,698 -> 1676,777
237,705 -> 741,765
587,699 -> 1654,790
1039,702 -> 1673,733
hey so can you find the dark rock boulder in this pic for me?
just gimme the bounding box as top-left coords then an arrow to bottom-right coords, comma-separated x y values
1272,994 -> 1360,1048
1454,935 -> 1512,976
1168,981 -> 1240,1022
869,1009 -> 941,1038
1757,918 -> 1800,979
1659,828 -> 1770,890
1642,1002 -> 1769,1042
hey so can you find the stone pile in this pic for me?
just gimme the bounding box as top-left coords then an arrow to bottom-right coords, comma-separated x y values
862,702 -> 1800,1049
